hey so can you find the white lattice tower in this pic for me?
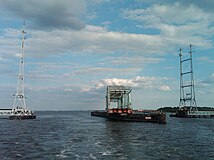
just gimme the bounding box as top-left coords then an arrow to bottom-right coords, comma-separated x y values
12,23 -> 27,110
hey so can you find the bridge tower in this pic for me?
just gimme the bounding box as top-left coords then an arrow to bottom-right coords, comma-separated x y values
179,44 -> 197,112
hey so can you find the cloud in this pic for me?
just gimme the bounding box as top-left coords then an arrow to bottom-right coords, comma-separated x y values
23,75 -> 171,110
196,73 -> 214,97
201,73 -> 214,84
0,29 -> 20,58
100,56 -> 163,66
93,76 -> 171,91
137,0 -> 214,13
0,55 -> 8,61
0,0 -> 86,30
197,56 -> 214,63
158,85 -> 171,91
0,25 -> 165,58
2,24 -> 201,58
122,2 -> 214,49
24,75 -> 172,97
1,1 -> 213,57
95,78 -> 137,89
72,67 -> 141,77
179,0 -> 214,12
1,3 -> 212,59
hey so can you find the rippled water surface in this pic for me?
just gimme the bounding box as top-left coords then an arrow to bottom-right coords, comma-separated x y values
0,111 -> 213,160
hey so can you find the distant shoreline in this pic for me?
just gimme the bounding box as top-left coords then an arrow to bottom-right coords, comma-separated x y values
157,106 -> 214,113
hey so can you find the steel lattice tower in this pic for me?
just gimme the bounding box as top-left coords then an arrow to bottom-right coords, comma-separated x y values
179,44 -> 197,112
12,23 -> 27,110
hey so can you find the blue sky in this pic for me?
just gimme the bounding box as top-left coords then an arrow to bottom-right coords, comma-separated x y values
0,0 -> 213,110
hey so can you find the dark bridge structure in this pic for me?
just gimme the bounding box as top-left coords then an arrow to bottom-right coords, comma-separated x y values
171,44 -> 214,118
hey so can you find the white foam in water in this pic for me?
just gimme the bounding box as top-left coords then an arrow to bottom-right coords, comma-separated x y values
102,151 -> 112,156
15,154 -> 22,158
56,154 -> 68,158
95,141 -> 101,145
74,154 -> 80,160
56,150 -> 68,158
56,147 -> 71,158
12,150 -> 22,158
89,153 -> 97,160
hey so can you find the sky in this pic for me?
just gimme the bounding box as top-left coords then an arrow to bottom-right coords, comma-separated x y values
0,0 -> 213,111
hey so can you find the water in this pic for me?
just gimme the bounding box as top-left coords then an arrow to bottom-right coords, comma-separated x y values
0,111 -> 213,160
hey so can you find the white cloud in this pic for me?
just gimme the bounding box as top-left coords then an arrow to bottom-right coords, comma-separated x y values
64,88 -> 73,92
72,67 -> 141,76
0,29 -> 20,58
1,24 -> 194,58
26,75 -> 171,96
0,22 -> 209,60
123,2 -> 212,26
196,73 -> 214,100
158,85 -> 171,91
94,76 -> 171,91
80,87 -> 91,92
179,0 -> 214,12
95,78 -> 137,89
2,1 -> 212,59
101,56 -> 163,66
0,55 -> 8,61
197,56 -> 214,63
0,25 -> 166,58
122,2 -> 214,49
201,73 -> 214,84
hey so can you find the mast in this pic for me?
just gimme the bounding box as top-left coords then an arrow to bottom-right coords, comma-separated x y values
189,44 -> 197,109
179,44 -> 197,112
12,22 -> 27,110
